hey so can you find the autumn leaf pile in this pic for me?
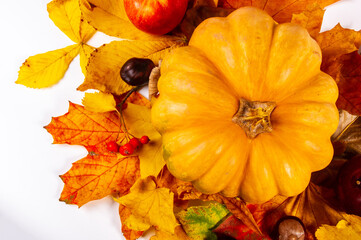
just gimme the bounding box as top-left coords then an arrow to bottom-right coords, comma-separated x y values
17,0 -> 361,239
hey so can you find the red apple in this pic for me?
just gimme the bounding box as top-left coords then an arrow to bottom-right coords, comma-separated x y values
123,0 -> 189,35
337,155 -> 361,216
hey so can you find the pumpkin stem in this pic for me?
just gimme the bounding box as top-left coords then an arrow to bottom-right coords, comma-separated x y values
232,98 -> 276,139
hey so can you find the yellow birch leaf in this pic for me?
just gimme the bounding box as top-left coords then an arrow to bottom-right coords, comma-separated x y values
123,103 -> 164,178
16,44 -> 80,88
315,214 -> 361,240
82,92 -> 117,112
79,0 -> 170,40
79,44 -> 94,75
48,0 -> 96,43
114,177 -> 178,234
78,38 -> 185,94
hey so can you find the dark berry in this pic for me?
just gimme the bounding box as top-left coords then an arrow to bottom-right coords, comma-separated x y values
120,58 -> 155,86
106,141 -> 118,152
140,136 -> 150,144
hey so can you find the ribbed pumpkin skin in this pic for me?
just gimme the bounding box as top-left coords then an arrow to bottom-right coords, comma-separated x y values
151,7 -> 339,203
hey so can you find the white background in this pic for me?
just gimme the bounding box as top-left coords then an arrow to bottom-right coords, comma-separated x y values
1,1 -> 361,240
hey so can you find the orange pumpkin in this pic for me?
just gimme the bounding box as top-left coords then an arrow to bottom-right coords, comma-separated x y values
151,7 -> 339,203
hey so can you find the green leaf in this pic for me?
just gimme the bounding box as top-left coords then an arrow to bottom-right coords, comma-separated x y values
176,202 -> 229,240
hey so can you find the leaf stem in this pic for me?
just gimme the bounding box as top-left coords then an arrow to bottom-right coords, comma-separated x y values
116,86 -> 143,141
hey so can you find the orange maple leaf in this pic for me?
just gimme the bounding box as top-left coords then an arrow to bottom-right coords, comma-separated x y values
218,0 -> 340,23
317,24 -> 361,66
45,93 -> 149,206
60,153 -> 139,206
315,24 -> 361,115
45,102 -> 120,153
290,3 -> 325,38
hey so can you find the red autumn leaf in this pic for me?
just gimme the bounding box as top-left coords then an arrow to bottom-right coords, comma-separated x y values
217,0 -> 339,23
219,196 -> 262,235
213,215 -> 270,240
334,51 -> 361,115
180,6 -> 234,39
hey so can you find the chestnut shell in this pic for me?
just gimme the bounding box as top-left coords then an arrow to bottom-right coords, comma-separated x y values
120,58 -> 155,86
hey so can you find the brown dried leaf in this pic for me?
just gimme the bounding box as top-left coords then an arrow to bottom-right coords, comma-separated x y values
332,110 -> 358,140
180,6 -> 234,39
253,183 -> 345,238
334,117 -> 361,154
311,157 -> 347,187
190,0 -> 219,8
333,51 -> 361,115
217,0 -> 339,23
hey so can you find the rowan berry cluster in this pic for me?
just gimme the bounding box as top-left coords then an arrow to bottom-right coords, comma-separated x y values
106,136 -> 150,156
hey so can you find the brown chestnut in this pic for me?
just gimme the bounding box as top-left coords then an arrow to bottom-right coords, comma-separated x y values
120,58 -> 155,86
278,217 -> 305,240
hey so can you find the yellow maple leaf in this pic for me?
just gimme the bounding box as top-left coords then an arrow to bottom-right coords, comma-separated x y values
114,177 -> 178,234
151,225 -> 192,240
82,92 -> 117,113
123,103 -> 164,178
78,37 -> 186,95
48,0 -> 96,43
16,44 -> 80,88
17,0 -> 95,88
315,214 -> 361,240
119,205 -> 144,240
